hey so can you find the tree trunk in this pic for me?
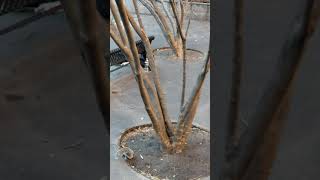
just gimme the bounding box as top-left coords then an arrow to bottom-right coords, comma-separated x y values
60,0 -> 109,131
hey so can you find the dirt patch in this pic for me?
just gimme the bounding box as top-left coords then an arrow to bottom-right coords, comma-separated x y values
154,48 -> 204,63
119,124 -> 210,180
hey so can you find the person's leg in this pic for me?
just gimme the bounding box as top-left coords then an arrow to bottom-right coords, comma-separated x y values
140,53 -> 146,68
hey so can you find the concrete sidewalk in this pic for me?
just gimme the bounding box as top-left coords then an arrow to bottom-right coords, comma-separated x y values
0,13 -> 107,180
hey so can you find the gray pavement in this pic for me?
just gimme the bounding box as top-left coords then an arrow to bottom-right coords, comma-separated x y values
0,12 -> 107,180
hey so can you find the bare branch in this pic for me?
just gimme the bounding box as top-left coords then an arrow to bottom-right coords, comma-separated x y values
185,18 -> 191,38
138,0 -> 177,50
159,0 -> 176,36
126,8 -> 175,137
179,18 -> 191,109
132,0 -> 145,29
110,27 -> 136,69
111,0 -> 129,46
175,51 -> 210,151
167,0 -> 188,109
116,0 -> 172,149
150,0 -> 178,45
179,0 -> 185,31
169,0 -> 185,41
180,37 -> 187,108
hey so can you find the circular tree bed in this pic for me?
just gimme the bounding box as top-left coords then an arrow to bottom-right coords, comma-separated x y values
118,124 -> 210,180
153,48 -> 204,63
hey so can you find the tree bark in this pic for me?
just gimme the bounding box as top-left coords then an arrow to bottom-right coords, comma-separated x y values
60,0 -> 109,131
116,0 -> 173,150
126,8 -> 175,137
174,52 -> 210,152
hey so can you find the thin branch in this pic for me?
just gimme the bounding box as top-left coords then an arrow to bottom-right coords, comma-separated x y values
168,0 -> 187,108
175,51 -> 210,151
159,0 -> 176,36
179,0 -> 185,31
169,0 -> 185,41
150,0 -> 177,45
110,29 -> 132,58
111,0 -> 128,46
125,9 -> 166,125
132,0 -> 145,29
179,18 -> 192,109
185,18 -> 191,38
180,36 -> 187,109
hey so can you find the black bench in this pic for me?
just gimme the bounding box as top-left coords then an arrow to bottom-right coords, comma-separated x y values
0,1 -> 155,69
0,0 -> 55,15
109,36 -> 155,67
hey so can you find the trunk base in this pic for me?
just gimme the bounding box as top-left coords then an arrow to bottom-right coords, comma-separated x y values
118,123 -> 210,180
153,47 -> 204,63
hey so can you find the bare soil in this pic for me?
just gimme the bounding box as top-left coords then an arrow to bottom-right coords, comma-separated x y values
154,48 -> 204,63
119,124 -> 210,180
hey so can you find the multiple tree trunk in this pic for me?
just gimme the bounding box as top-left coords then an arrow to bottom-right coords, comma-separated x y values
110,0 -> 210,153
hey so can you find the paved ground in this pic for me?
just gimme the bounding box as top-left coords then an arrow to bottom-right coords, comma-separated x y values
0,12 -> 107,180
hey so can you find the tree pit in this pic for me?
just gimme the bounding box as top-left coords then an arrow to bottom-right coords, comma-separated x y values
118,124 -> 210,180
153,48 -> 204,63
